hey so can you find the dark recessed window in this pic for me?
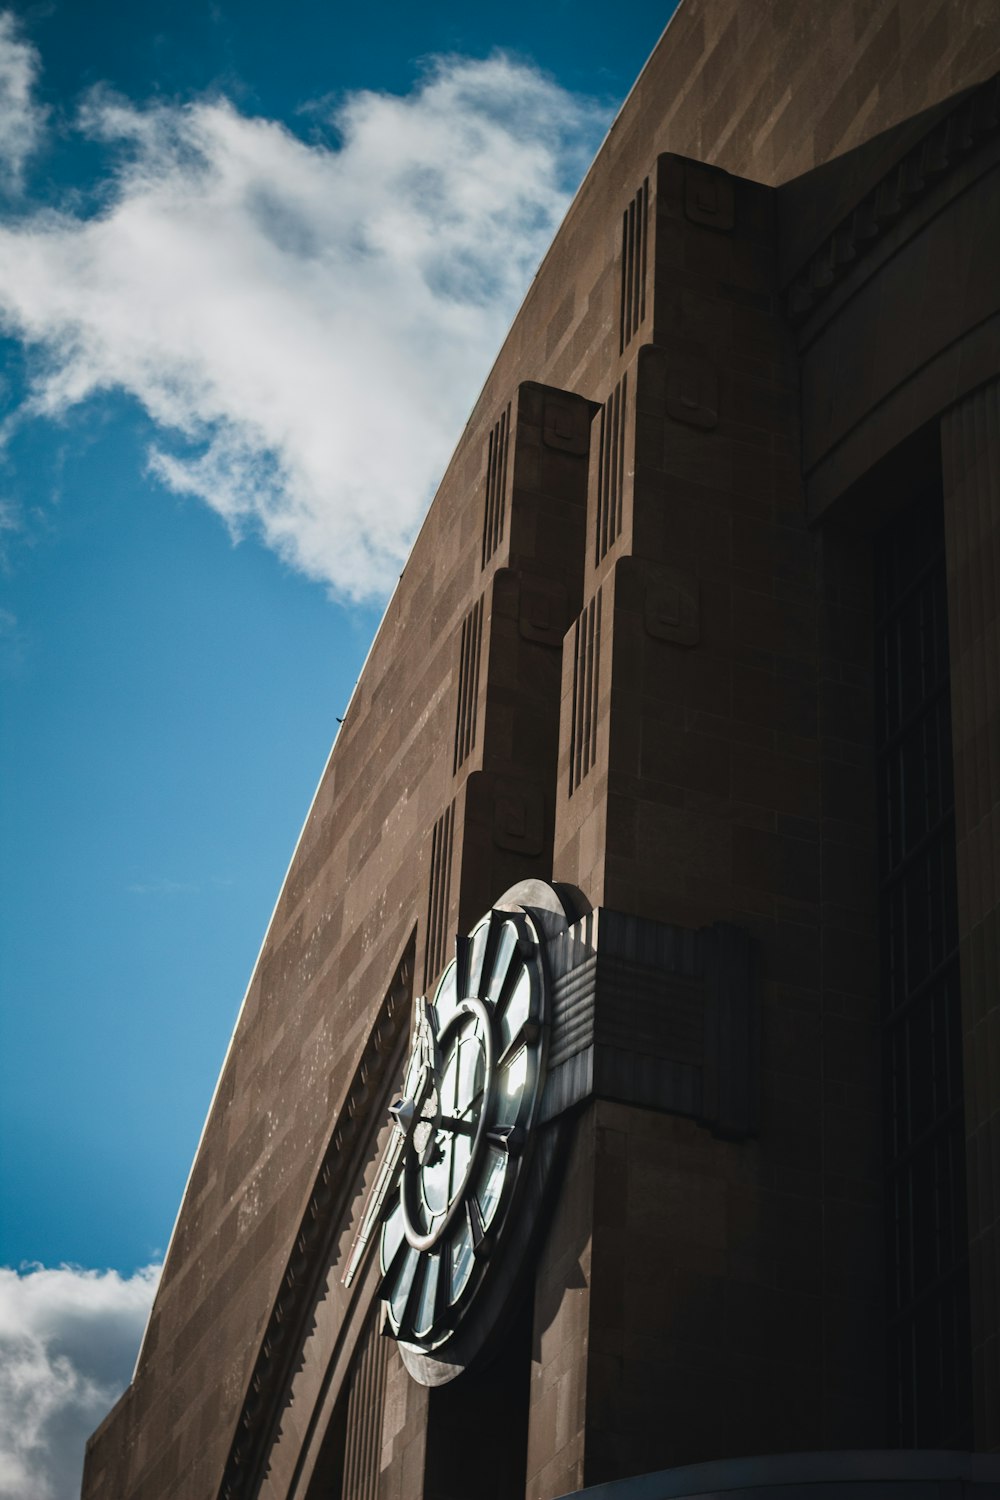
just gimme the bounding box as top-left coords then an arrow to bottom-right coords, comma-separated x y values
874,484 -> 972,1448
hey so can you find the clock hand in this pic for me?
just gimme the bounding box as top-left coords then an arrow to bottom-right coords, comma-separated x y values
342,995 -> 437,1288
435,1114 -> 478,1136
342,1122 -> 406,1287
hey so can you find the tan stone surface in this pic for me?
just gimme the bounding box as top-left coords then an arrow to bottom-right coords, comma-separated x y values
82,4 -> 1000,1496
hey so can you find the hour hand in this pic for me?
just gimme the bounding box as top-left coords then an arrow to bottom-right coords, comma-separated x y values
342,994 -> 439,1287
436,1114 -> 476,1136
342,1123 -> 405,1288
418,1133 -> 445,1168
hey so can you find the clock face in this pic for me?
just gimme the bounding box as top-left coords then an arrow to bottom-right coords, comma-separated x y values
378,904 -> 547,1351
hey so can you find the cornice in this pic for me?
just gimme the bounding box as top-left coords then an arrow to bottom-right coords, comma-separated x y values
786,73 -> 1000,325
218,938 -> 414,1500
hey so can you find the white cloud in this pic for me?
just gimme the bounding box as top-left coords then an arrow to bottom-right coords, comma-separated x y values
0,13 -> 45,190
0,36 -> 607,599
0,1262 -> 161,1500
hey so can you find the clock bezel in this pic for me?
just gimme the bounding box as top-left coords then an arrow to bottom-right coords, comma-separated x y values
371,878 -> 579,1384
380,904 -> 548,1346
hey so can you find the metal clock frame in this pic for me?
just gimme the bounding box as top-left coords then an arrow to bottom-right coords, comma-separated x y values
379,902 -> 549,1350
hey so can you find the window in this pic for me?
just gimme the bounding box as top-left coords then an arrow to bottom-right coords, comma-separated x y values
875,485 -> 972,1447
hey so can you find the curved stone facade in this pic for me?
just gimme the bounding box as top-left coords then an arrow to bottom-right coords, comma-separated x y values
83,4 -> 1000,1498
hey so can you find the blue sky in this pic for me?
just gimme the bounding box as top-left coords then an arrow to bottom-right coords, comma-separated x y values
0,1 -> 676,1493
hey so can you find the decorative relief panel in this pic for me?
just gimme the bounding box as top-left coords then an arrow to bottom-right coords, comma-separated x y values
518,575 -> 569,648
786,74 -> 1000,322
684,162 -> 735,230
666,362 -> 718,429
543,392 -> 590,454
643,564 -> 699,647
542,910 -> 757,1140
491,776 -> 544,856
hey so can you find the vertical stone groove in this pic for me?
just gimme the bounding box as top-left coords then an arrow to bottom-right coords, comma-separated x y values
424,800 -> 455,990
596,374 -> 627,565
342,1311 -> 390,1500
569,590 -> 602,793
619,179 -> 648,354
482,405 -> 511,569
453,596 -> 484,773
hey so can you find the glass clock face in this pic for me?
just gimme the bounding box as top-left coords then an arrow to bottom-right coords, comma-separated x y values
378,906 -> 546,1349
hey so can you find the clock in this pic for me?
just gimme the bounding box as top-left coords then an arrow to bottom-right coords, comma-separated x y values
343,880 -> 576,1384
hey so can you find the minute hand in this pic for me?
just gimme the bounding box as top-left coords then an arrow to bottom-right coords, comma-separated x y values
341,995 -> 438,1287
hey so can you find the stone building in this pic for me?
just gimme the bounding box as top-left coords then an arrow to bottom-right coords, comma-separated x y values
83,3 -> 1000,1498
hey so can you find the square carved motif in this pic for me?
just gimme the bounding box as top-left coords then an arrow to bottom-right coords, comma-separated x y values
644,565 -> 699,646
684,163 -> 735,230
492,778 -> 544,855
543,396 -> 589,453
519,577 -> 568,648
666,365 -> 719,430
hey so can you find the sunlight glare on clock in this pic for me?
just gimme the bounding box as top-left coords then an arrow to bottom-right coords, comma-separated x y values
487,921 -> 518,1001
449,1223 -> 475,1302
433,964 -> 459,1030
499,967 -> 531,1053
391,1246 -> 419,1326
457,1032 -> 484,1106
414,1253 -> 440,1336
476,1147 -> 507,1229
421,1135 -> 451,1216
381,1198 -> 405,1274
468,919 -> 490,997
495,1046 -> 528,1126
